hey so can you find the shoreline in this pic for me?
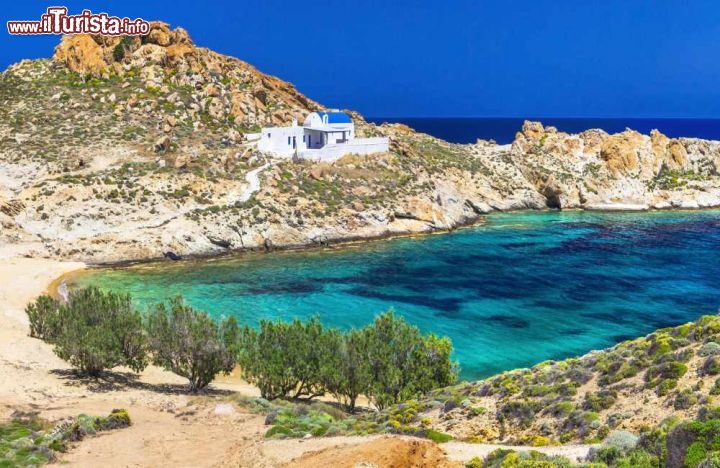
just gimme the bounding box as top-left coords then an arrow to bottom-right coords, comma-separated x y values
65,205 -> 720,273
59,204 -> 720,282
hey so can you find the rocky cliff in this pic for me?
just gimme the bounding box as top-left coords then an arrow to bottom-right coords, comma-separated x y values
1,22 -> 720,263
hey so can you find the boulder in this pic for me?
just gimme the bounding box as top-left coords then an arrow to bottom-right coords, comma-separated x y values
600,131 -> 644,176
230,91 -> 247,120
651,129 -> 688,169
53,35 -> 108,76
521,120 -> 545,140
668,139 -> 688,167
206,97 -> 224,119
130,44 -> 167,68
145,22 -> 172,46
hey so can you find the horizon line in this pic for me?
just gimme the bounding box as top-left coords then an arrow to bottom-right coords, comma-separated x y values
365,116 -> 720,120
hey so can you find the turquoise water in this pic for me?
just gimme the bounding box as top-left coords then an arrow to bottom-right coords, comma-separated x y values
72,210 -> 720,381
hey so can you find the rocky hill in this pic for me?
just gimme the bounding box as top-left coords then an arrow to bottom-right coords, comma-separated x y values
1,21 -> 720,263
362,315 -> 720,447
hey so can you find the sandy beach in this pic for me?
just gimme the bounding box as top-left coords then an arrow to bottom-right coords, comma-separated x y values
0,254 -> 597,466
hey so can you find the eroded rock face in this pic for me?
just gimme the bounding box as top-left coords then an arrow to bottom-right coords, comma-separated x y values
600,131 -> 645,176
51,21 -> 318,129
521,120 -> 545,140
53,35 -> 109,76
651,129 -> 688,169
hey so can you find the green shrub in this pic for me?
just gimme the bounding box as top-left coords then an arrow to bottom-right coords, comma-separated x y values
363,311 -> 458,409
701,451 -> 720,467
146,297 -> 236,392
264,425 -> 293,438
563,410 -> 600,437
0,409 -> 131,466
49,287 -> 147,376
94,409 -> 131,430
599,360 -> 640,385
686,442 -> 708,468
483,449 -> 573,468
667,419 -> 720,468
547,401 -> 574,418
592,446 -> 624,465
648,337 -> 673,357
263,406 -> 343,439
603,430 -> 639,451
711,379 -> 720,396
646,361 -> 687,383
529,435 -> 551,446
237,317 -> 329,400
699,342 -> 720,357
699,406 -> 720,422
424,429 -> 453,443
25,295 -> 60,340
658,379 -> 678,396
484,448 -> 515,467
584,389 -> 617,411
500,401 -> 540,427
704,356 -> 720,376
674,389 -> 699,410
465,456 -> 483,468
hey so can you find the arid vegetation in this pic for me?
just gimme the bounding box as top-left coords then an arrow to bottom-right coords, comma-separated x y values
26,288 -> 457,404
0,409 -> 130,467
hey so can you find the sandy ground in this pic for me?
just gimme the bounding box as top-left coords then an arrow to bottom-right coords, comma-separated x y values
0,254 -> 595,467
0,256 -> 278,467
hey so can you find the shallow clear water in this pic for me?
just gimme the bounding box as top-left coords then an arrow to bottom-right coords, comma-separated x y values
72,210 -> 720,381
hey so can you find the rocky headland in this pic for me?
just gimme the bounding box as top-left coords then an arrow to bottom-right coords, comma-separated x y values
1,22 -> 719,264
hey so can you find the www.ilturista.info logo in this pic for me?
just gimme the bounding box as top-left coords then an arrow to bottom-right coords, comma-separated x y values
7,7 -> 150,36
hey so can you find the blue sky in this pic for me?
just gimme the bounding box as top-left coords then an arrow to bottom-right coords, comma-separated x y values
2,1 -> 719,118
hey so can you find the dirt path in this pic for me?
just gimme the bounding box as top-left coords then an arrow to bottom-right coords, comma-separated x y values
238,162 -> 271,203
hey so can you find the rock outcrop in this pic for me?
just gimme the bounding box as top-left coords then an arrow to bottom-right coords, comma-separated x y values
51,22 -> 320,129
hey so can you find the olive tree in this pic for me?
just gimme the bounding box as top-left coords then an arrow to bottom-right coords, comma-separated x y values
49,287 -> 147,377
364,311 -> 458,409
237,320 -> 299,400
145,297 -> 236,392
323,328 -> 372,412
237,310 -> 458,411
25,295 -> 60,340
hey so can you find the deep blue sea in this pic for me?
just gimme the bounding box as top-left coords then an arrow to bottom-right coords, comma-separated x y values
72,211 -> 720,381
367,117 -> 720,144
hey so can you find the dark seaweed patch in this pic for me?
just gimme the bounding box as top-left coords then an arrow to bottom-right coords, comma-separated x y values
247,282 -> 322,295
483,315 -> 530,329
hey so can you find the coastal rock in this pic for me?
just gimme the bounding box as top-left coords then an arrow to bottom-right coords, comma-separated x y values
600,131 -> 644,176
651,129 -> 688,169
521,120 -> 544,140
